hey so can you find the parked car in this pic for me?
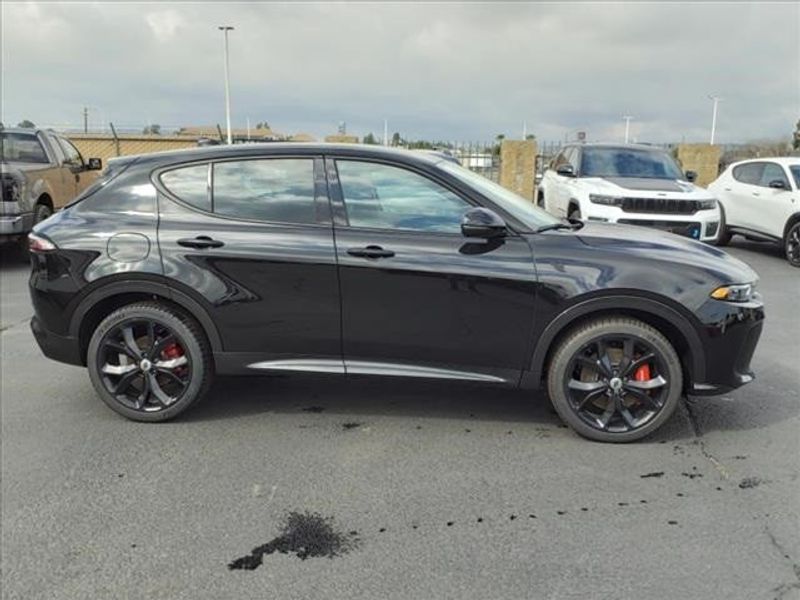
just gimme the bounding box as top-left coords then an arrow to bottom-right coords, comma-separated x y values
0,127 -> 102,249
538,143 -> 721,243
29,144 -> 763,442
708,157 -> 800,267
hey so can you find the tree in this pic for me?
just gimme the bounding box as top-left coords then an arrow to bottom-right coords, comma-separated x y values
525,134 -> 536,141
495,133 -> 506,141
256,121 -> 270,130
362,132 -> 378,145
17,119 -> 35,128
391,132 -> 402,147
142,124 -> 161,135
794,119 -> 800,151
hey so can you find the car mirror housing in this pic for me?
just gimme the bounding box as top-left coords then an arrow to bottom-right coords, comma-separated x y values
556,164 -> 576,177
87,158 -> 103,171
685,170 -> 697,182
461,207 -> 507,239
768,179 -> 787,190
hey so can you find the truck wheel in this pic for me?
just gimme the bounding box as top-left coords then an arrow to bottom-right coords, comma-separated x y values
33,203 -> 53,225
547,317 -> 683,443
87,302 -> 214,422
712,205 -> 732,246
785,221 -> 800,267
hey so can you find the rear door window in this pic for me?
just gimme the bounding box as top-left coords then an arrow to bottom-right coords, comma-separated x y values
732,163 -> 764,185
212,158 -> 316,224
758,163 -> 790,189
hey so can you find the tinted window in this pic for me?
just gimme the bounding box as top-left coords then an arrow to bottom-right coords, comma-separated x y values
161,164 -> 211,211
732,163 -> 764,185
0,133 -> 49,163
790,166 -> 800,189
213,159 -> 315,224
337,161 -> 470,233
759,163 -> 789,188
580,148 -> 684,179
57,138 -> 84,166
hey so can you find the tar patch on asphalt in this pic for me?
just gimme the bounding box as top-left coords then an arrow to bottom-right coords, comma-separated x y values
640,471 -> 665,478
739,477 -> 762,489
301,406 -> 325,413
341,422 -> 362,430
228,512 -> 358,571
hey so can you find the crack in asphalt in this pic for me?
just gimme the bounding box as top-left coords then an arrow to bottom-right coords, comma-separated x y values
0,316 -> 31,334
683,399 -> 729,479
765,525 -> 800,599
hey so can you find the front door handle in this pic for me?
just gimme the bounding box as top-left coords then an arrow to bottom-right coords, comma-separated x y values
346,245 -> 395,259
177,236 -> 224,249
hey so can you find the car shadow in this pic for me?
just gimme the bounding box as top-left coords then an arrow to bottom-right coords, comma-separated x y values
727,236 -> 784,261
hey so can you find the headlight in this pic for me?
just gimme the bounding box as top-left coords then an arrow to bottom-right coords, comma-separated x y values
589,194 -> 622,206
697,198 -> 717,210
710,283 -> 755,302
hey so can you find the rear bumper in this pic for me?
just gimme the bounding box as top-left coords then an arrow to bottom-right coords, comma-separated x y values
0,212 -> 34,240
30,315 -> 83,366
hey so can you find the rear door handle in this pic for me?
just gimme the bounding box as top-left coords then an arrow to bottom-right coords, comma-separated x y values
346,245 -> 395,259
177,236 -> 224,249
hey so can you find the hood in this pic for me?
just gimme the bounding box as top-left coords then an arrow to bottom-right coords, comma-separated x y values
573,222 -> 758,284
600,177 -> 691,192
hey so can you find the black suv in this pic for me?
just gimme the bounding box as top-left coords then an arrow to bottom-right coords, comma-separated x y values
29,144 -> 764,442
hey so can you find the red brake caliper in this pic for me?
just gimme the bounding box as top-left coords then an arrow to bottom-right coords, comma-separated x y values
633,362 -> 651,382
161,342 -> 186,376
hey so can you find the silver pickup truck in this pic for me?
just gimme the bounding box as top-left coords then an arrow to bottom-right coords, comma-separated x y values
1,127 -> 102,248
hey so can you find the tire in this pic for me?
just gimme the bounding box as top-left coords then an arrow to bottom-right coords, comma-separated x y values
568,206 -> 581,221
33,202 -> 53,225
537,191 -> 545,209
546,317 -> 683,443
87,301 -> 213,422
785,221 -> 800,267
712,205 -> 731,247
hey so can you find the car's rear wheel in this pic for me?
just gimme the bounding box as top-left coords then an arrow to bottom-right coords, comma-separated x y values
547,317 -> 683,442
785,221 -> 800,267
568,206 -> 581,221
87,302 -> 213,422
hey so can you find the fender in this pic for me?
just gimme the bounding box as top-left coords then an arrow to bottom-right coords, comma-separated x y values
521,294 -> 706,389
68,277 -> 223,352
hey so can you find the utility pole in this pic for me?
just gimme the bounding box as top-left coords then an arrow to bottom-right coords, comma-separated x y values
383,119 -> 388,146
83,107 -> 88,133
522,120 -> 527,140
623,115 -> 633,143
218,26 -> 234,145
708,95 -> 721,145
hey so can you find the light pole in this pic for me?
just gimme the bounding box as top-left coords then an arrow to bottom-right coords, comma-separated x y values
623,115 -> 633,143
708,95 -> 721,145
218,26 -> 234,145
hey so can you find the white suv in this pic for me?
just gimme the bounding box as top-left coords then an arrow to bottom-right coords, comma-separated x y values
708,157 -> 800,267
538,143 -> 721,243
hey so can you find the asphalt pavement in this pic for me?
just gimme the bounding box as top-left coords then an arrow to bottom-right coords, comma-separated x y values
1,239 -> 798,600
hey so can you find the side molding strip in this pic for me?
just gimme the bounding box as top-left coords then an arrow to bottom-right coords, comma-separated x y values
246,359 -> 346,374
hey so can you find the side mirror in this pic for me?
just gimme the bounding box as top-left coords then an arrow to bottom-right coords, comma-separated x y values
769,179 -> 787,190
87,157 -> 103,171
685,170 -> 697,183
461,207 -> 507,239
556,164 -> 576,178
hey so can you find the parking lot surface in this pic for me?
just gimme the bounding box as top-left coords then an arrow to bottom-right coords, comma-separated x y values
2,240 -> 798,600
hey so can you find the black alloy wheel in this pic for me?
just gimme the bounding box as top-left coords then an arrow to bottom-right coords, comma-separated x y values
87,302 -> 213,421
548,317 -> 682,442
785,222 -> 800,267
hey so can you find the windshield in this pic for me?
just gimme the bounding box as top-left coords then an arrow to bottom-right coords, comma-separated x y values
0,132 -> 49,164
580,147 -> 685,179
438,161 -> 561,231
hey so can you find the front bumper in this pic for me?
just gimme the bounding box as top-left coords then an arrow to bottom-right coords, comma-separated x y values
585,207 -> 721,242
30,315 -> 83,366
690,297 -> 764,395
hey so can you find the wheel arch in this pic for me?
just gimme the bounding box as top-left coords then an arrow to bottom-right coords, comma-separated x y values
69,279 -> 223,365
522,295 -> 705,391
783,212 -> 800,240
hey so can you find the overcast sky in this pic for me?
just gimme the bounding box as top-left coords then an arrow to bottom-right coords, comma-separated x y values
2,1 -> 798,143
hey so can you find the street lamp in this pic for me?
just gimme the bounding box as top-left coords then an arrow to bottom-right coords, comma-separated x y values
218,26 -> 234,145
623,115 -> 634,143
708,95 -> 722,145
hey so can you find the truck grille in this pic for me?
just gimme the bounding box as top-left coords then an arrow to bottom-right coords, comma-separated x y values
621,197 -> 699,215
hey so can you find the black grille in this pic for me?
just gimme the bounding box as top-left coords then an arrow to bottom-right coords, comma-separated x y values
621,197 -> 699,215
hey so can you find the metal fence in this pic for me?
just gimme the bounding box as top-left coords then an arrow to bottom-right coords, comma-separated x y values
450,142 -> 500,182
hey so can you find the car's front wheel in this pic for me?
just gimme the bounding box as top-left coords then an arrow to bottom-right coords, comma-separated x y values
785,221 -> 800,267
547,317 -> 683,442
87,302 -> 213,421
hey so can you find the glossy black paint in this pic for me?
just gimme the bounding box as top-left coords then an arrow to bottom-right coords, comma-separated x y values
30,143 -> 764,395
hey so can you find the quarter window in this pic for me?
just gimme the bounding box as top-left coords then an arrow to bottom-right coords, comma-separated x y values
336,161 -> 471,233
161,164 -> 211,211
212,159 -> 316,224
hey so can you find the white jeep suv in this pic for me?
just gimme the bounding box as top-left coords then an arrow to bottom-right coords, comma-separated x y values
538,143 -> 721,243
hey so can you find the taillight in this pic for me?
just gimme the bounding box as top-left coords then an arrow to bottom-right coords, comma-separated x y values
28,233 -> 57,253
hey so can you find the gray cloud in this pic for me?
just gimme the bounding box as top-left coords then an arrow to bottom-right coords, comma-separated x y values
2,2 -> 798,143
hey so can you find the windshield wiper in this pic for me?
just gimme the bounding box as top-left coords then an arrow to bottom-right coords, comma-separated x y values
536,221 -> 583,233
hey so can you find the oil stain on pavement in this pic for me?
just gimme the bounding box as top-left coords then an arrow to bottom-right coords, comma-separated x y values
228,512 -> 358,571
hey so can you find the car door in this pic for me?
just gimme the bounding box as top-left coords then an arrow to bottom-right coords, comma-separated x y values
40,132 -> 74,204
156,155 -> 342,368
326,156 -> 538,384
725,162 -> 764,230
753,162 -> 794,238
